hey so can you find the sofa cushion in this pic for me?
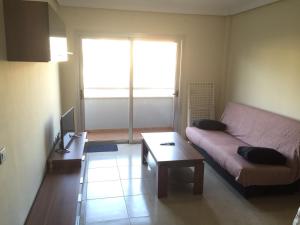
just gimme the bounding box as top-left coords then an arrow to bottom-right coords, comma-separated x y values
237,146 -> 287,165
193,119 -> 227,131
186,127 -> 294,186
221,102 -> 300,180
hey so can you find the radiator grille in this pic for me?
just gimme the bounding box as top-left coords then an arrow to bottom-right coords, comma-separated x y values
188,82 -> 215,126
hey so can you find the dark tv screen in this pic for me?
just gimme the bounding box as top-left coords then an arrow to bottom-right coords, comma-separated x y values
60,107 -> 75,150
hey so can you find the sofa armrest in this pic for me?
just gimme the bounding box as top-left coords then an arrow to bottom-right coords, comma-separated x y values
293,207 -> 300,225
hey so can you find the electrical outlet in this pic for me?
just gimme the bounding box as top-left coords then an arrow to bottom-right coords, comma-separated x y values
0,147 -> 7,165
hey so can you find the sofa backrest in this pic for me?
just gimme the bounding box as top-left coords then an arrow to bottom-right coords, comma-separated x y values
221,102 -> 300,177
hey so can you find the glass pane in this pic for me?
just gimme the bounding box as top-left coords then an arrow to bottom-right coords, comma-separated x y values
82,39 -> 130,94
82,39 -> 130,141
132,40 -> 177,142
133,40 -> 177,97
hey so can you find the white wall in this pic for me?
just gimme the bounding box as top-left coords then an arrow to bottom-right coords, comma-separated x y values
226,0 -> 300,120
84,97 -> 174,130
0,62 -> 61,225
59,7 -> 228,135
0,2 -> 61,225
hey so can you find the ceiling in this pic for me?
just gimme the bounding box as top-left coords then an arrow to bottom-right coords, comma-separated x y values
57,0 -> 280,15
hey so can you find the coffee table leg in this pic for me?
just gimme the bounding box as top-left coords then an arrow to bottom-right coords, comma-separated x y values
157,165 -> 168,198
193,161 -> 204,194
141,140 -> 148,165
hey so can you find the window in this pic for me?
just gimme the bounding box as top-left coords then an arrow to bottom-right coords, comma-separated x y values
82,38 -> 177,98
133,40 -> 177,97
82,39 -> 130,98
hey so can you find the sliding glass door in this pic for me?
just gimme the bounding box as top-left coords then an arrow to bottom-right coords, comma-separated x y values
80,37 -> 180,143
132,40 -> 178,142
81,39 -> 131,141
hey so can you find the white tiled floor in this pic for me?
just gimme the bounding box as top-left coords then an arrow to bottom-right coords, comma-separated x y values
81,144 -> 158,225
80,144 -> 300,225
85,180 -> 124,199
85,197 -> 128,223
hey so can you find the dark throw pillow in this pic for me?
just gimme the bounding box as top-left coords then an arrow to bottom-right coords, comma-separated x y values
193,119 -> 227,131
237,146 -> 287,165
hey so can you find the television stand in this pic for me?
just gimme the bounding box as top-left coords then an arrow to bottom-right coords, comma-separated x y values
69,133 -> 81,138
57,133 -> 81,154
55,148 -> 70,153
25,132 -> 87,225
49,132 -> 87,170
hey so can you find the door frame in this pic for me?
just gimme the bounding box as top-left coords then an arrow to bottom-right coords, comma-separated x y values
76,32 -> 184,142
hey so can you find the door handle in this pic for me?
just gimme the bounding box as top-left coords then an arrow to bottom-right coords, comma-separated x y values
173,90 -> 179,97
80,90 -> 84,99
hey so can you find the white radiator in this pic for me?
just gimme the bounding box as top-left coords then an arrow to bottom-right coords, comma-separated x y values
187,82 -> 215,126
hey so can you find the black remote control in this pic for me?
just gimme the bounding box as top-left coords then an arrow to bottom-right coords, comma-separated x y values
160,142 -> 175,146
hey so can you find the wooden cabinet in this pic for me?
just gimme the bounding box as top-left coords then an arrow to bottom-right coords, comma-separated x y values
25,132 -> 87,225
3,0 -> 68,62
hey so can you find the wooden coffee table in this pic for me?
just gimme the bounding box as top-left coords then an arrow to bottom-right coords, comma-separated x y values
141,132 -> 204,198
